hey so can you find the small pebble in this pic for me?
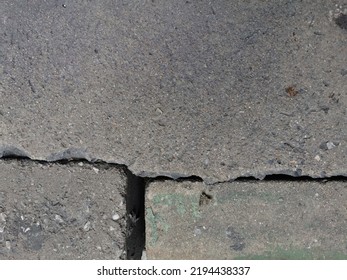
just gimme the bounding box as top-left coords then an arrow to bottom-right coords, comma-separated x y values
55,214 -> 64,224
5,241 -> 11,251
326,141 -> 336,150
112,213 -> 120,221
92,167 -> 99,174
314,155 -> 321,161
0,213 -> 6,222
83,221 -> 91,232
319,141 -> 339,150
78,162 -> 84,167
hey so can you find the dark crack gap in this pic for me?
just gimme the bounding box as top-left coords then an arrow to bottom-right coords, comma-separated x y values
125,170 -> 145,260
235,174 -> 347,182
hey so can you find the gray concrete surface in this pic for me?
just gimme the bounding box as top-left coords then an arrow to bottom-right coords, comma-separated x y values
1,0 -> 347,261
0,160 -> 127,259
146,180 -> 347,259
1,1 -> 346,183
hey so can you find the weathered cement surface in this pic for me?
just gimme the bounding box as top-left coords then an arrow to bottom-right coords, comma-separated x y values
1,1 -> 347,182
146,180 -> 347,259
0,160 -> 127,259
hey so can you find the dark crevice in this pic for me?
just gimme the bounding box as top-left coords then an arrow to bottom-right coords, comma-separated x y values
236,174 -> 347,182
145,175 -> 203,184
125,170 -> 145,260
0,153 -> 31,160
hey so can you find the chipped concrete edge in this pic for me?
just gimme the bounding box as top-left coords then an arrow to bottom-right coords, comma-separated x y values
1,144 -> 347,184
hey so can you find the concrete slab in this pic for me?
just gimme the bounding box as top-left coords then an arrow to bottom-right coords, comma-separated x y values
1,1 -> 347,182
146,180 -> 347,259
0,160 -> 127,259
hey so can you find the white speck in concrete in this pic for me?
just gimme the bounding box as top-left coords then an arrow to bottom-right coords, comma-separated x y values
83,221 -> 91,231
78,162 -> 84,167
55,214 -> 64,224
5,241 -> 11,251
112,213 -> 120,221
326,141 -> 336,150
141,250 -> 147,260
314,155 -> 321,161
92,167 -> 99,174
0,213 -> 6,222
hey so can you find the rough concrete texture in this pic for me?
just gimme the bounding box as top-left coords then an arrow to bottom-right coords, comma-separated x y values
0,160 -> 127,259
146,180 -> 347,259
1,1 -> 346,183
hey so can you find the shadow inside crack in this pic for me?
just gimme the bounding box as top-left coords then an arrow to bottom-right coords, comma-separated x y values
125,171 -> 146,260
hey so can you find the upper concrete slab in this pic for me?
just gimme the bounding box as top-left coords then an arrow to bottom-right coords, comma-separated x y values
1,0 -> 346,183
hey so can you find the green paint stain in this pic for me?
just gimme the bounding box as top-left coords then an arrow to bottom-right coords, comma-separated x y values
146,207 -> 159,246
152,193 -> 200,218
146,207 -> 170,247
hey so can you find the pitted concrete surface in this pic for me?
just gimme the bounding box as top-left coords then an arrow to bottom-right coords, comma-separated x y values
146,180 -> 347,259
0,160 -> 127,259
1,1 -> 346,183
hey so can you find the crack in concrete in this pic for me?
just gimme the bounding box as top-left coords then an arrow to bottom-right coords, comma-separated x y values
1,145 -> 346,184
0,145 -> 206,183
1,147 -> 347,260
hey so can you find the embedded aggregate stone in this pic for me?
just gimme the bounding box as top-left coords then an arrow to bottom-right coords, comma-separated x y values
146,180 -> 347,259
0,160 -> 127,259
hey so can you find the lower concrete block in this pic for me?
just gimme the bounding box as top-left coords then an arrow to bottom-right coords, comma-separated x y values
146,180 -> 347,259
0,160 -> 127,259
